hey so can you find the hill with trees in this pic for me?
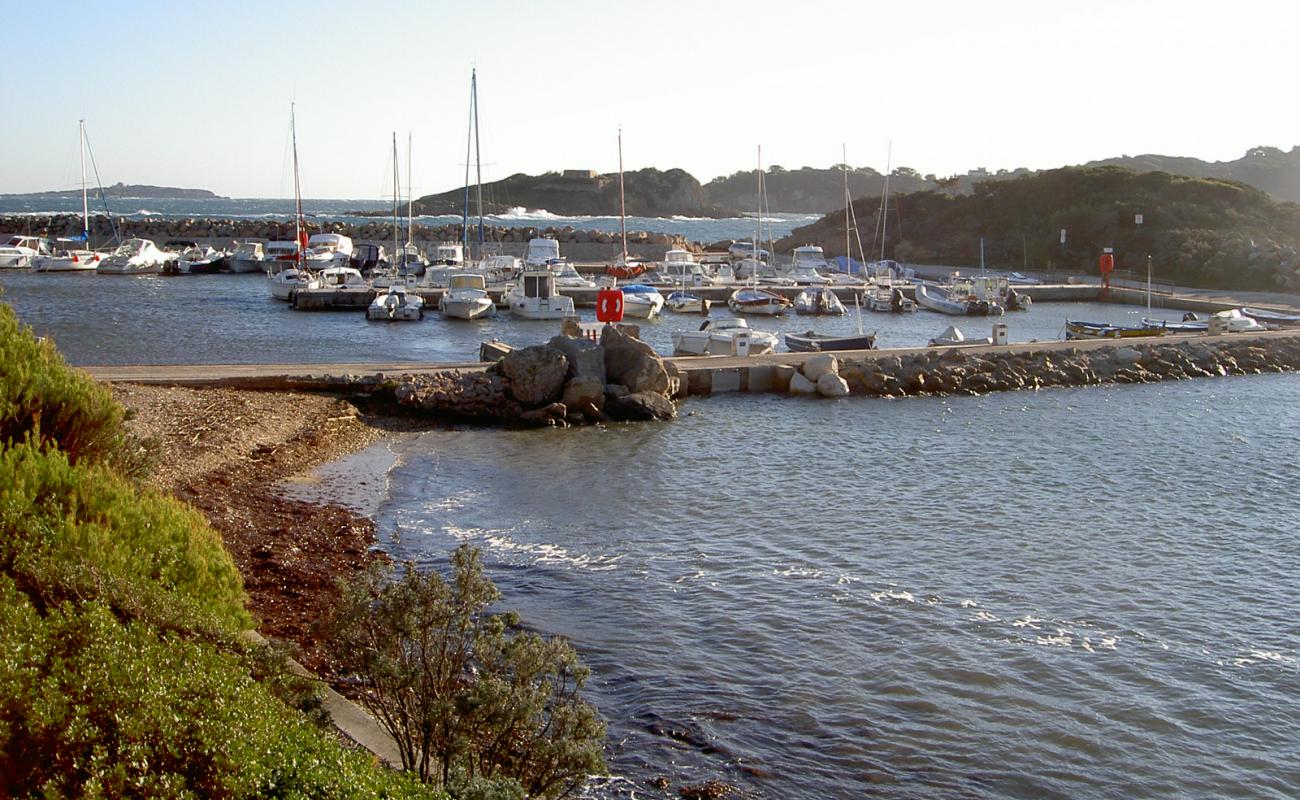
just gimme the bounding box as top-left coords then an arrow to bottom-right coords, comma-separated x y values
1082,146 -> 1300,204
775,166 -> 1300,291
3,182 -> 225,199
412,167 -> 723,217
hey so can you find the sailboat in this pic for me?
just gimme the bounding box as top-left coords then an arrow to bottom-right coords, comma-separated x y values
269,104 -> 314,300
728,147 -> 791,316
34,120 -> 102,272
607,127 -> 649,280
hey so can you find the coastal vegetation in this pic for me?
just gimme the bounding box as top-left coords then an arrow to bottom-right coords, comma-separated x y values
0,302 -> 608,797
777,167 -> 1300,291
412,168 -> 719,217
0,182 -> 225,200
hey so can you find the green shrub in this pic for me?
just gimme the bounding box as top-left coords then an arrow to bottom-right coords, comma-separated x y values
0,441 -> 250,635
0,578 -> 437,799
0,303 -> 143,474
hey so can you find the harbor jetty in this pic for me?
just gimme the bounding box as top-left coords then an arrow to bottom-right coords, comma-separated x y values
86,330 -> 1300,426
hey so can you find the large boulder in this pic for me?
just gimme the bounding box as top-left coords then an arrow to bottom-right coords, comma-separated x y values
602,325 -> 670,395
606,391 -> 676,421
789,371 -> 817,395
500,344 -> 569,405
548,335 -> 606,384
562,376 -> 606,412
801,354 -> 839,382
816,372 -> 851,398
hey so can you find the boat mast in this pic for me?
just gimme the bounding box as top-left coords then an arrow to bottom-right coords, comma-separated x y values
291,103 -> 303,268
392,132 -> 400,272
754,145 -> 761,286
618,127 -> 628,261
461,71 -> 473,256
842,144 -> 850,270
78,119 -> 88,243
406,133 -> 413,250
473,69 -> 484,260
878,141 -> 892,263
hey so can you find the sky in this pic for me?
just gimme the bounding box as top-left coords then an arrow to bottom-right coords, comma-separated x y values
1,0 -> 1296,199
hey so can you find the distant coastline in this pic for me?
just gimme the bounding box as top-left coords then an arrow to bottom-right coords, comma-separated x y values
1,182 -> 226,200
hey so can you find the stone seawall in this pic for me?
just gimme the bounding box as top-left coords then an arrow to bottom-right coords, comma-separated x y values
1,214 -> 692,262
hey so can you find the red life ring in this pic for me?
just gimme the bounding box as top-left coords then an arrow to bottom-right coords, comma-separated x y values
596,288 -> 624,322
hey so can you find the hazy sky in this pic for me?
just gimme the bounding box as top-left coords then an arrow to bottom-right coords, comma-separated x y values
2,0 -> 1296,199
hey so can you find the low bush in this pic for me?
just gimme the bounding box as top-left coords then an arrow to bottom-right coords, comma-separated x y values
0,578 -> 437,798
0,440 -> 250,635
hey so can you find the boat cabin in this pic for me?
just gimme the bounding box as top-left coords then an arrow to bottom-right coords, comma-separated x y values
519,270 -> 559,298
266,241 -> 299,260
350,243 -> 384,271
308,233 -> 354,256
4,235 -> 53,253
792,245 -> 830,268
524,237 -> 561,267
448,273 -> 488,292
429,243 -> 464,265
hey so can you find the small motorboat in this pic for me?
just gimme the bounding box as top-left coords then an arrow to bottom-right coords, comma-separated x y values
1065,320 -> 1167,340
672,317 -> 778,356
788,245 -> 833,285
0,235 -> 54,269
665,290 -> 710,315
440,272 -> 497,320
784,330 -> 877,352
505,269 -> 575,320
793,286 -> 846,315
226,241 -> 268,273
96,238 -> 171,274
1143,312 -> 1207,333
620,284 -> 666,320
915,282 -> 1003,316
367,285 -> 424,321
1240,307 -> 1300,328
928,325 -> 992,347
551,260 -> 595,288
728,286 -> 791,316
172,243 -> 226,274
1211,309 -> 1267,333
268,262 -> 310,301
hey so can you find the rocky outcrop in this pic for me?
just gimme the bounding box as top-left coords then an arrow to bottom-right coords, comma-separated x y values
392,325 -> 676,427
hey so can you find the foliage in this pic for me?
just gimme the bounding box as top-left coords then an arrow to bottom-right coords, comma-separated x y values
0,578 -> 436,799
327,546 -> 606,798
0,441 -> 250,635
0,302 -> 148,476
777,166 -> 1300,291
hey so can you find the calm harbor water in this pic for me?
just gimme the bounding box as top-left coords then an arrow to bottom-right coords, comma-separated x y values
0,270 -> 1182,366
342,379 -> 1300,799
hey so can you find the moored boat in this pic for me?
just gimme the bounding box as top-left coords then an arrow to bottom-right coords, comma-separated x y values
0,235 -> 54,269
1240,307 -> 1300,328
226,241 -> 268,273
440,272 -> 496,320
927,325 -> 992,347
793,286 -> 846,315
1065,319 -> 1167,340
728,286 -> 791,316
664,290 -> 710,315
620,284 -> 665,319
672,317 -> 778,356
505,269 -> 575,319
784,330 -> 877,352
367,284 -> 424,321
96,238 -> 169,274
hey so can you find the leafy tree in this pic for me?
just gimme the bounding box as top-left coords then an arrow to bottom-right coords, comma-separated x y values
327,546 -> 605,798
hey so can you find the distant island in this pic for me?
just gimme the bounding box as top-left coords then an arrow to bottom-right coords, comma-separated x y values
2,182 -> 227,200
403,146 -> 1300,218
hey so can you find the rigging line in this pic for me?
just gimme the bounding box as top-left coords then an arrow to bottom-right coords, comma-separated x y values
81,128 -> 118,245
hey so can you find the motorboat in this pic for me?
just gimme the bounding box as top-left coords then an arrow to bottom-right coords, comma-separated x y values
523,237 -> 560,268
176,243 -> 226,274
1211,309 -> 1267,332
0,235 -> 54,268
551,260 -> 595,288
665,290 -> 711,315
32,240 -> 101,272
789,246 -> 833,285
672,317 -> 778,356
865,285 -> 894,312
476,254 -> 521,284
928,325 -> 992,347
367,284 -> 424,321
785,329 -> 878,352
350,243 -> 385,274
620,284 -> 665,319
440,272 -> 496,320
661,250 -> 718,288
1241,307 -> 1300,328
915,282 -> 1003,316
394,243 -> 427,276
793,286 -> 846,315
97,238 -> 169,274
1065,320 -> 1166,340
505,269 -> 575,319
306,265 -> 368,291
1143,312 -> 1207,333
266,240 -> 302,265
306,233 -> 354,269
227,241 -> 268,273
728,286 -> 791,316
268,262 -> 310,301
733,258 -> 795,286
728,241 -> 770,261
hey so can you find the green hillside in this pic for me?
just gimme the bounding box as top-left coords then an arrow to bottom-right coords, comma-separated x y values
412,168 -> 723,217
776,166 -> 1300,291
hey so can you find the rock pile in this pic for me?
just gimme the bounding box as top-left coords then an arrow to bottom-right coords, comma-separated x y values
392,325 -> 681,426
777,335 -> 1300,398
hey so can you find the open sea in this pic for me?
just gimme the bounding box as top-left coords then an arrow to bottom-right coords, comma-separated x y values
2,211 -> 1297,799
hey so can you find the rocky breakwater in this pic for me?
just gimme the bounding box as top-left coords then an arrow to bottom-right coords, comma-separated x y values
391,325 -> 681,426
773,335 -> 1300,399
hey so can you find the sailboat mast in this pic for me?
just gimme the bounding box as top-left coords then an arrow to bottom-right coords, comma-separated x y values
406,133 -> 413,248
472,69 -> 484,259
842,144 -> 850,269
461,71 -> 473,254
618,127 -> 627,260
879,141 -> 892,262
392,132 -> 400,269
291,103 -> 303,267
78,120 -> 88,241
754,145 -> 761,286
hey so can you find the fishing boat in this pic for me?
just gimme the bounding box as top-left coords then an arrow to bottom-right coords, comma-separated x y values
440,272 -> 496,320
784,329 -> 877,352
728,286 -> 791,315
664,290 -> 710,314
97,238 -> 169,274
620,283 -> 665,319
1240,307 -> 1300,328
672,317 -> 778,356
34,120 -> 103,273
793,286 -> 846,315
928,325 -> 992,347
505,269 -> 575,319
367,284 -> 424,321
0,236 -> 53,269
1065,320 -> 1167,340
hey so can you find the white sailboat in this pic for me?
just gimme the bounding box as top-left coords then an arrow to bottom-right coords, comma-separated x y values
728,146 -> 791,316
268,103 -> 312,300
34,120 -> 102,272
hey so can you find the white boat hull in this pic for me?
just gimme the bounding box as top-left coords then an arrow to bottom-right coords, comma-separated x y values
226,257 -> 266,273
96,261 -> 162,275
440,296 -> 496,320
33,253 -> 100,272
